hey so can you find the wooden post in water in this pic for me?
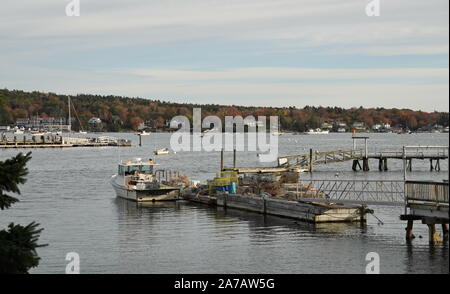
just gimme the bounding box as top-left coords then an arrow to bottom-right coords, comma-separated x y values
363,158 -> 370,171
233,149 -> 237,170
428,223 -> 442,244
138,134 -> 142,147
221,149 -> 225,171
442,224 -> 449,241
309,149 -> 313,173
407,159 -> 412,172
406,220 -> 415,241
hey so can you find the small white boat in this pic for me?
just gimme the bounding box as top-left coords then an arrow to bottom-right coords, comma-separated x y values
137,131 -> 150,136
271,131 -> 284,136
201,128 -> 219,137
154,148 -> 170,155
79,131 -> 88,134
111,158 -> 180,202
30,131 -> 49,136
306,128 -> 329,135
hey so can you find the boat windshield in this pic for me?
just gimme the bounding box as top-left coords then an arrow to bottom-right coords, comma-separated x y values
119,164 -> 154,176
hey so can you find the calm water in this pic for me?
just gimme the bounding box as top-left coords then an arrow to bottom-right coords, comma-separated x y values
0,133 -> 448,274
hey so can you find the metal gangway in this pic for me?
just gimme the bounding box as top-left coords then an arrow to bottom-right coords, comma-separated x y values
293,179 -> 406,206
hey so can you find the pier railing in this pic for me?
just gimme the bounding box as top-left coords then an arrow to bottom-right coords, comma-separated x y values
405,181 -> 449,204
278,149 -> 364,168
292,179 -> 405,206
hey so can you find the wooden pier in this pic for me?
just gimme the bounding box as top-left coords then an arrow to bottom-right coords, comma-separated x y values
277,141 -> 448,172
400,180 -> 449,244
0,135 -> 132,148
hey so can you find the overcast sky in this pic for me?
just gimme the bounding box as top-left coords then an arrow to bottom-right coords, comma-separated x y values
0,0 -> 448,111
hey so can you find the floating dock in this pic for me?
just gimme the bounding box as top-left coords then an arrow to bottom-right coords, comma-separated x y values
182,187 -> 368,224
215,193 -> 367,223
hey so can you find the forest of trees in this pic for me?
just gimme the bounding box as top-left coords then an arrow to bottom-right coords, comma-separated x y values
0,89 -> 448,132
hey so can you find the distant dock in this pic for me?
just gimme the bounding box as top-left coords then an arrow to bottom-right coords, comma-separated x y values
0,135 -> 131,148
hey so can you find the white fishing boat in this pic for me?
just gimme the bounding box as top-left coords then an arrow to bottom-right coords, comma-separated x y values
201,128 -> 219,137
306,128 -> 329,135
139,130 -> 150,136
30,131 -> 48,136
13,127 -> 25,135
111,158 -> 181,202
154,148 -> 170,155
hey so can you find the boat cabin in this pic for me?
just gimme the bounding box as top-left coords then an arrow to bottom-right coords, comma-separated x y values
118,159 -> 159,176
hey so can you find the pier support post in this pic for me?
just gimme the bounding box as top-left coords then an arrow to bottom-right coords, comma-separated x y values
138,134 -> 142,147
442,224 -> 449,241
428,224 -> 442,245
309,149 -> 313,173
435,159 -> 441,172
363,158 -> 370,171
430,159 -> 434,171
233,149 -> 237,170
378,158 -> 388,171
359,205 -> 368,223
221,149 -> 225,171
407,159 -> 412,172
405,220 -> 415,241
352,160 -> 362,171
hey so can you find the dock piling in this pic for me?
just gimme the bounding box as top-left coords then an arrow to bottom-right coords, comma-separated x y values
442,224 -> 449,241
363,158 -> 370,171
427,224 -> 443,244
407,159 -> 412,172
406,220 -> 415,241
352,159 -> 362,171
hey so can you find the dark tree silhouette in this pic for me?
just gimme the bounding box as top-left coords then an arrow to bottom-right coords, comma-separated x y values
0,152 -> 46,274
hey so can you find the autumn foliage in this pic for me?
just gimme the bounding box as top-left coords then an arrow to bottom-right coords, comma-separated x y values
0,89 -> 448,132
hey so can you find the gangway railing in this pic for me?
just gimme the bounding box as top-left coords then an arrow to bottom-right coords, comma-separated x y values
293,179 -> 405,206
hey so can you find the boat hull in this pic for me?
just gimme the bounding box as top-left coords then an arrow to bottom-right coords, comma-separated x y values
111,176 -> 180,202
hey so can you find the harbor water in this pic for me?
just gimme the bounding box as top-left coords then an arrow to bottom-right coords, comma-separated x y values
0,132 -> 448,274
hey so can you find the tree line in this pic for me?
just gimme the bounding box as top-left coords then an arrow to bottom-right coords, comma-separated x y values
0,89 -> 448,132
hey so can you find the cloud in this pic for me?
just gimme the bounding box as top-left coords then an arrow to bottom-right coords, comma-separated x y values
1,0 -> 447,55
122,67 -> 449,81
0,0 -> 448,111
1,65 -> 448,111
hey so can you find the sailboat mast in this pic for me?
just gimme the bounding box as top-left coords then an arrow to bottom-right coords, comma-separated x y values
68,96 -> 72,133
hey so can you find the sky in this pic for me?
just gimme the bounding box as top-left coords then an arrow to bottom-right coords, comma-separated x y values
0,0 -> 448,111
